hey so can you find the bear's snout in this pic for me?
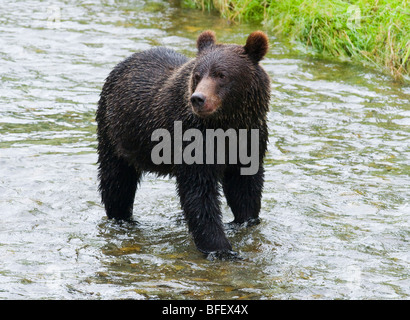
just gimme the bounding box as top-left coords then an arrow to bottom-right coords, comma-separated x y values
190,92 -> 206,109
190,77 -> 221,117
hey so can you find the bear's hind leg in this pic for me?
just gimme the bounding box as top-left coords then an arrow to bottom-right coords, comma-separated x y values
222,166 -> 264,225
97,147 -> 140,221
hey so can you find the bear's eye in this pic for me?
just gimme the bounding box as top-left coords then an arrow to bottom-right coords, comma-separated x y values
217,72 -> 226,80
194,73 -> 201,83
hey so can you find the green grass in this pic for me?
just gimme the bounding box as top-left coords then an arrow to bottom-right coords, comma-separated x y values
184,0 -> 410,82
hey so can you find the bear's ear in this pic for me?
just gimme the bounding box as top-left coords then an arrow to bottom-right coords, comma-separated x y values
244,31 -> 269,63
197,30 -> 216,53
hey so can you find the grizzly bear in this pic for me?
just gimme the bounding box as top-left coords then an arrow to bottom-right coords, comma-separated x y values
96,30 -> 270,259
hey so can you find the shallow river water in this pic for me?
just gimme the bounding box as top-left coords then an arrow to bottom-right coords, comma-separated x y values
0,0 -> 409,300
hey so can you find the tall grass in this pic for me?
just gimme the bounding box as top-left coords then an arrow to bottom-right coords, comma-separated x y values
184,0 -> 410,82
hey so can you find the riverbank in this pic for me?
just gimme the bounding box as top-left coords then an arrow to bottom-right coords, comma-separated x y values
184,0 -> 409,82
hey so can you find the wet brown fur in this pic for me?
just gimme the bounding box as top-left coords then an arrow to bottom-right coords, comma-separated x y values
96,31 -> 271,258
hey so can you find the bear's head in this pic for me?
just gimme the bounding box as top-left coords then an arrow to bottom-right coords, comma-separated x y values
189,30 -> 269,118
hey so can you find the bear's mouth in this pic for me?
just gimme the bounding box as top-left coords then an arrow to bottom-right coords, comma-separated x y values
193,110 -> 214,118
190,95 -> 221,118
191,103 -> 220,118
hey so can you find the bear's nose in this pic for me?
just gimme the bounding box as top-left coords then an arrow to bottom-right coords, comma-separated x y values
190,93 -> 206,109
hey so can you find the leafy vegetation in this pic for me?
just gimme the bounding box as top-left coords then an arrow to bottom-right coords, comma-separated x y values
184,0 -> 410,82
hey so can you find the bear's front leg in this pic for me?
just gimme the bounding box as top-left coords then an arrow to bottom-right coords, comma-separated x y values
175,165 -> 234,257
222,165 -> 264,225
